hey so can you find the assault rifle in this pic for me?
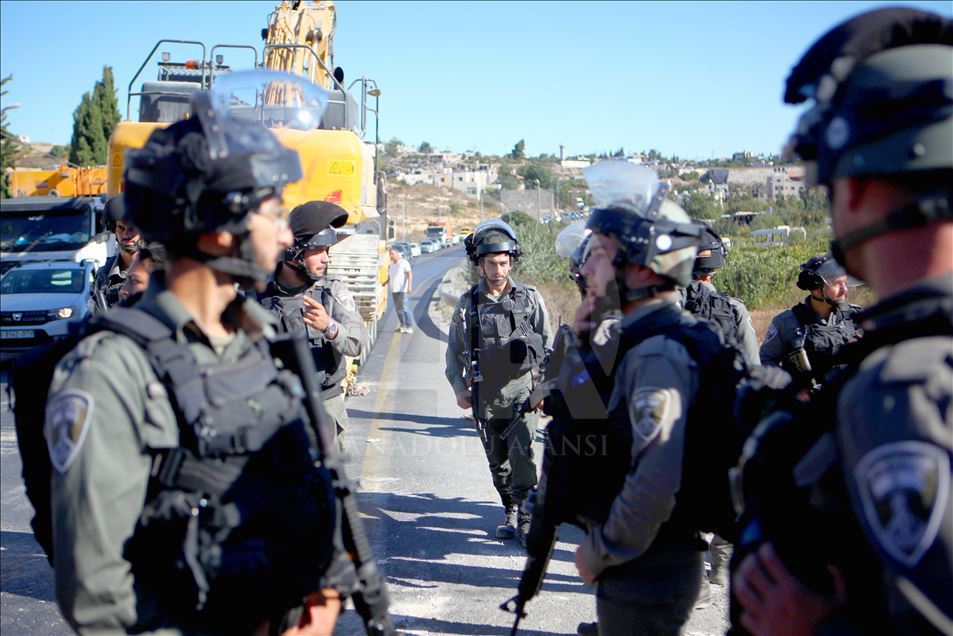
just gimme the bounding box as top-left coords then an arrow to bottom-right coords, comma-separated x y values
271,335 -> 397,636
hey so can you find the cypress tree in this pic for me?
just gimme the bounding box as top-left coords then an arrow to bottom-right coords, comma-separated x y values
95,66 -> 121,145
1,75 -> 23,198
69,92 -> 106,166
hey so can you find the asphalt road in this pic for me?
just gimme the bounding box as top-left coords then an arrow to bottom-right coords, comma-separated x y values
0,244 -> 728,635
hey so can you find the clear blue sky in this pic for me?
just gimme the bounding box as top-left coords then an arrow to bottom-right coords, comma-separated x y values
2,1 -> 950,160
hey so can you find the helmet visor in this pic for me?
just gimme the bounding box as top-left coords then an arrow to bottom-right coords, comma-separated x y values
210,69 -> 330,133
815,257 -> 863,287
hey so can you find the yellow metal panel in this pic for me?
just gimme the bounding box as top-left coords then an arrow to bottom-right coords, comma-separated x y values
107,121 -> 168,197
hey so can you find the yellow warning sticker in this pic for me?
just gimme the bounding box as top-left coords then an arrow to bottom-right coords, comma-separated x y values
328,160 -> 355,176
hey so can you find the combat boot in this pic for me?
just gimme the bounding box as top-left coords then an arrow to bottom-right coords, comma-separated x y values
496,505 -> 517,539
576,621 -> 599,635
516,511 -> 532,548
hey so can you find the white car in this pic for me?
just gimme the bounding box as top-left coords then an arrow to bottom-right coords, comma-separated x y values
408,243 -> 421,257
1,260 -> 95,361
419,240 -> 439,254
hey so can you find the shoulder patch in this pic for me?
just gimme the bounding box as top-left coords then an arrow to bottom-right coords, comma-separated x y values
763,323 -> 778,345
330,281 -> 357,313
45,390 -> 95,473
630,387 -> 669,441
854,441 -> 949,567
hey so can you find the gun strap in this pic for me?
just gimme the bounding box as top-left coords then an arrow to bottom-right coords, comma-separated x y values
469,284 -> 481,420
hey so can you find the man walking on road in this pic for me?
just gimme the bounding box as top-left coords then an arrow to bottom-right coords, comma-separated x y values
445,220 -> 554,547
388,246 -> 414,333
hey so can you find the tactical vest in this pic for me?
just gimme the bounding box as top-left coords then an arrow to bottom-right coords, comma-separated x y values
259,281 -> 345,400
730,293 -> 953,635
683,281 -> 743,348
92,255 -> 125,309
541,309 -> 747,544
98,308 -> 337,633
468,281 -> 546,387
784,301 -> 858,383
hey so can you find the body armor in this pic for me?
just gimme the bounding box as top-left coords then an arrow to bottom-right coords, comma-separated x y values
92,255 -> 125,309
786,301 -> 858,384
468,281 -> 546,388
683,281 -> 743,348
99,308 -> 336,632
259,280 -> 346,400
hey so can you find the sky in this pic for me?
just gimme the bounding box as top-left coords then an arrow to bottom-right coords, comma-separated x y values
2,0 -> 951,161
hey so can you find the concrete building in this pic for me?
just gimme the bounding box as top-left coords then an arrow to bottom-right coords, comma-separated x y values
501,189 -> 556,219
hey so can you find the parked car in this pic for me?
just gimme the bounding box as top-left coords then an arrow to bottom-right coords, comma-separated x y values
392,244 -> 413,261
408,242 -> 421,257
419,240 -> 439,254
1,260 -> 95,361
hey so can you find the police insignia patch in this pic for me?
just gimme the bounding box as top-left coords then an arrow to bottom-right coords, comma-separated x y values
45,390 -> 94,473
631,388 -> 669,441
763,324 -> 778,344
855,441 -> 950,567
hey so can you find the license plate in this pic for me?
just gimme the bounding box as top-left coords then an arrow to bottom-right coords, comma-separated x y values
1,330 -> 35,339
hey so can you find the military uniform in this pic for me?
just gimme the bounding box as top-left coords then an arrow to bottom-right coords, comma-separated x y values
680,281 -> 760,366
47,286 -> 336,634
578,295 -> 707,635
445,277 -> 553,512
90,254 -> 129,312
258,267 -> 367,443
760,296 -> 860,385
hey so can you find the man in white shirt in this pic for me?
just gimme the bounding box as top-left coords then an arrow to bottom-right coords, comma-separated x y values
388,247 -> 414,333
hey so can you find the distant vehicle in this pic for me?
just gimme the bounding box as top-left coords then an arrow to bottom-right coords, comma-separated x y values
1,260 -> 95,361
425,219 -> 454,247
457,227 -> 474,239
419,239 -> 439,254
407,242 -> 421,257
391,243 -> 412,261
752,225 -> 807,247
449,234 -> 460,246
0,196 -> 108,275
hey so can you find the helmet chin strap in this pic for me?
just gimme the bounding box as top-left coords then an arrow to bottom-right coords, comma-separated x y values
183,232 -> 271,290
284,258 -> 324,284
610,252 -> 674,304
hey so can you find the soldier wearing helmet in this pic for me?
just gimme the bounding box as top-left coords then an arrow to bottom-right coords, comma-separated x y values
257,200 -> 368,452
445,219 -> 554,547
571,161 -> 722,634
759,252 -> 862,389
733,8 -> 953,635
46,75 -> 345,634
680,224 -> 761,367
89,193 -> 143,313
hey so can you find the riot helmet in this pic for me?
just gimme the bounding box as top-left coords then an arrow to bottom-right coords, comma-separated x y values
783,8 -> 953,261
797,252 -> 862,307
123,70 -> 328,285
692,224 -> 728,278
555,219 -> 594,293
583,161 -> 703,301
282,201 -> 349,282
465,219 -> 522,264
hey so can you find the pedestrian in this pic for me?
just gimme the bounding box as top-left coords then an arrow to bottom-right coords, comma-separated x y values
445,219 -> 554,546
572,161 -> 716,635
46,85 -> 343,634
388,245 -> 414,333
759,252 -> 861,390
680,224 -> 760,366
732,8 -> 953,635
257,200 -> 368,452
117,241 -> 167,307
90,193 -> 142,312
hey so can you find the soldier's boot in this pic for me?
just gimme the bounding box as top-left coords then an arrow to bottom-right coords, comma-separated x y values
495,505 -> 517,540
709,536 -> 732,587
516,511 -> 532,548
695,577 -> 712,610
576,621 -> 599,635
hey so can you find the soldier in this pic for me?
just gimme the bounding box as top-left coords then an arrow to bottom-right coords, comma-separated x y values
759,252 -> 861,390
572,161 -> 716,634
90,193 -> 142,312
46,87 -> 343,634
445,220 -> 554,546
257,201 -> 368,452
117,242 -> 167,307
680,224 -> 760,366
732,8 -> 953,635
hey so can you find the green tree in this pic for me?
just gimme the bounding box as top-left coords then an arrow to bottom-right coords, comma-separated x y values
384,137 -> 403,157
418,141 -> 432,154
69,91 -> 107,166
498,165 -> 520,190
518,162 -> 554,191
682,191 -> 721,221
612,147 -> 625,158
449,200 -> 465,217
94,66 -> 121,144
1,75 -> 23,198
510,138 -> 526,160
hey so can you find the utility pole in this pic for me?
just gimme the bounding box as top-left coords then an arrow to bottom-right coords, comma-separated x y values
534,179 -> 541,221
402,196 -> 407,241
479,188 -> 484,222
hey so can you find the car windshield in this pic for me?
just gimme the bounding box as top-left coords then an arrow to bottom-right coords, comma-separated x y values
0,268 -> 85,294
0,211 -> 93,252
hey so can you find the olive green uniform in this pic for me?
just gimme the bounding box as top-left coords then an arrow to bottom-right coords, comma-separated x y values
46,287 -> 279,634
445,277 -> 554,508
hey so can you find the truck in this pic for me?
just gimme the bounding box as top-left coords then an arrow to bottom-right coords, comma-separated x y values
425,219 -> 454,247
8,165 -> 108,198
0,196 -> 108,275
105,0 -> 389,367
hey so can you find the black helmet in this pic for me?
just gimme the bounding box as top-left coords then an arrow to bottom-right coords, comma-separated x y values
555,220 -> 593,293
784,8 -> 953,185
123,70 -> 328,284
796,252 -> 862,291
465,219 -> 522,264
103,193 -> 126,227
282,201 -> 349,282
583,161 -> 703,297
692,224 -> 727,278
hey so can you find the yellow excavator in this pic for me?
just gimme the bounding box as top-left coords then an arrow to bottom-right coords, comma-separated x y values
107,0 -> 390,365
